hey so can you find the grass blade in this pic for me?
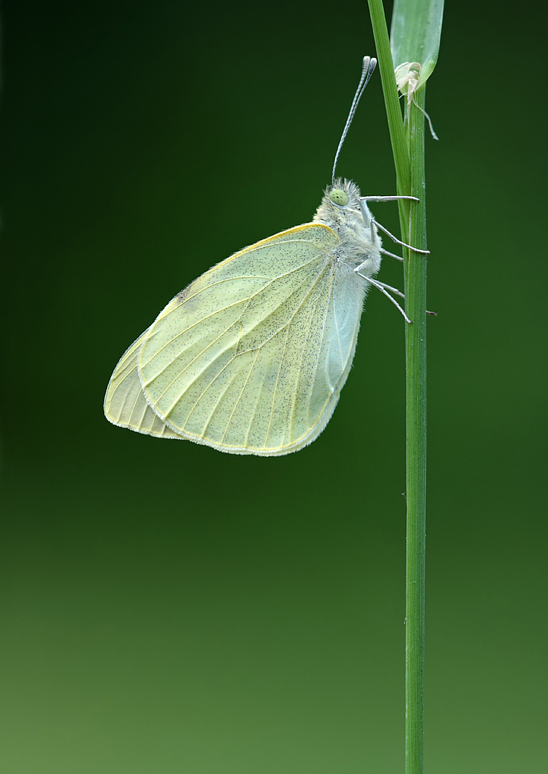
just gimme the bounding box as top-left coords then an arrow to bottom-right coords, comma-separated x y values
391,0 -> 444,82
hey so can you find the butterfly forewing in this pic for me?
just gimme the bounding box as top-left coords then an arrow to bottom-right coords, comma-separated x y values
137,223 -> 368,454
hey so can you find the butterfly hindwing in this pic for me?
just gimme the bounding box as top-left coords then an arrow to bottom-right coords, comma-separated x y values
104,330 -> 181,439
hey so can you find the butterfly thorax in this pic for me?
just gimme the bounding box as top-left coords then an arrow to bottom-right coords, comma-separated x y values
313,178 -> 382,277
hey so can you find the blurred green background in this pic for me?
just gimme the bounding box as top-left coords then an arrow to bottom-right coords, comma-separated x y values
1,1 -> 546,772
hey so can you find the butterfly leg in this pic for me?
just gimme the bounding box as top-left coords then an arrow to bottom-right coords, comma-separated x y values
369,221 -> 409,263
359,196 -> 418,228
371,218 -> 430,255
380,248 -> 404,262
368,278 -> 437,317
355,270 -> 437,322
373,280 -> 406,299
370,221 -> 405,262
360,195 -> 420,203
358,197 -> 429,255
355,266 -> 412,324
373,279 -> 437,316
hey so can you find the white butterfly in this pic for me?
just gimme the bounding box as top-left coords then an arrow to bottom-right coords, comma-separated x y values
104,57 -> 423,456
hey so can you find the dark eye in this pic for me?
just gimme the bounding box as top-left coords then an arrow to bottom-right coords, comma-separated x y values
329,189 -> 349,206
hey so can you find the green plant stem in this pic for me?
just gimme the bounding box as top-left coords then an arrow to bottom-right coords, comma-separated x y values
367,4 -> 428,773
404,87 -> 427,774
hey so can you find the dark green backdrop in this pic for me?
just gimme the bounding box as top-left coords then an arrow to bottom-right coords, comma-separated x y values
2,2 -> 546,772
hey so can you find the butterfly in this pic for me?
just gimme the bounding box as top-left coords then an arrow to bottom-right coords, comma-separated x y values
104,57 -> 424,456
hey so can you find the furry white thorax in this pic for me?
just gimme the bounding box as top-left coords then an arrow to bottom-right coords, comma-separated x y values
312,178 -> 382,278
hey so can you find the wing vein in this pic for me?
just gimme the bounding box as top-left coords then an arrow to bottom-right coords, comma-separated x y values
306,268 -> 339,426
182,324 -> 245,429
243,359 -> 270,448
262,263 -> 333,449
220,348 -> 261,445
287,269 -> 334,440
143,254 -> 325,367
144,258 -> 328,404
262,327 -> 291,449
198,368 -> 244,439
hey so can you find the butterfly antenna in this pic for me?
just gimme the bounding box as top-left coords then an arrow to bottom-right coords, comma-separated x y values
331,56 -> 377,186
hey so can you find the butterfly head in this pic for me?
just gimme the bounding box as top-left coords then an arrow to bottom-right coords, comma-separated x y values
314,178 -> 363,231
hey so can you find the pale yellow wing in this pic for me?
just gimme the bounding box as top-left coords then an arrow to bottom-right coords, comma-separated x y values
136,222 -> 366,455
104,330 -> 182,439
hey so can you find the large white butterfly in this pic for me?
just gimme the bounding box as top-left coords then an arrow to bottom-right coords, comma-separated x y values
104,58 -> 421,456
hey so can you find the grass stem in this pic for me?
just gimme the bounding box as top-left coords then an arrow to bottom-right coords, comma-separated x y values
404,87 -> 428,774
367,4 -> 428,773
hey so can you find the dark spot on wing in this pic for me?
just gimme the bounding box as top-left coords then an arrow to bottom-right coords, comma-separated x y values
176,280 -> 196,305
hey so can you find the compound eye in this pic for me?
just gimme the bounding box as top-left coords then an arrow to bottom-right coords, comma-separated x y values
329,188 -> 349,206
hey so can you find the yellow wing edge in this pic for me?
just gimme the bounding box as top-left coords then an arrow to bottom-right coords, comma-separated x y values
196,221 -> 337,276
